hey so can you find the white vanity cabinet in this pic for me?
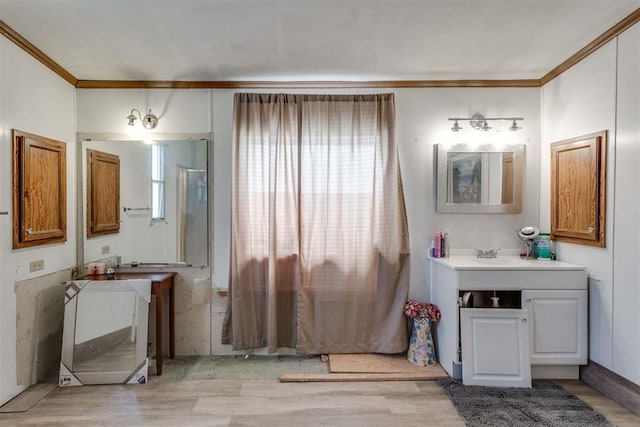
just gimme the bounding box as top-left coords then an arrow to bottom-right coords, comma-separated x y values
430,256 -> 587,388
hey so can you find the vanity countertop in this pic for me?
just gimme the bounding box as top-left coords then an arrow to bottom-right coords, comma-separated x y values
431,256 -> 586,271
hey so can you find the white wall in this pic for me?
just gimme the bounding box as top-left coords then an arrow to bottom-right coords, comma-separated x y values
74,288 -> 136,343
0,38 -> 76,405
541,22 -> 640,386
541,41 -> 617,369
612,23 -> 640,384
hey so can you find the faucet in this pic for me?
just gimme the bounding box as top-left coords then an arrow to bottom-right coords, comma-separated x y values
475,248 -> 500,258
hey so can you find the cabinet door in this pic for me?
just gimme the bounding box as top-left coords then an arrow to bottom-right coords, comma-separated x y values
461,308 -> 531,388
86,149 -> 120,237
550,131 -> 606,247
12,130 -> 67,248
523,290 -> 587,365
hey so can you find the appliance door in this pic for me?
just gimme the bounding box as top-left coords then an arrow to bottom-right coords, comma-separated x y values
461,308 -> 531,388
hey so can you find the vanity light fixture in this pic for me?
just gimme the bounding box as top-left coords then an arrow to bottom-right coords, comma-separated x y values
126,108 -> 159,130
448,113 -> 523,132
509,119 -> 522,131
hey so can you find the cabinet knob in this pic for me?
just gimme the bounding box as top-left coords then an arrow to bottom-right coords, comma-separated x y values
587,226 -> 595,232
522,318 -> 527,323
526,298 -> 532,303
26,227 -> 33,234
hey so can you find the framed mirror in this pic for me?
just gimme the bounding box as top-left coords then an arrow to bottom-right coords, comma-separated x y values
436,143 -> 524,213
78,134 -> 210,267
59,279 -> 151,386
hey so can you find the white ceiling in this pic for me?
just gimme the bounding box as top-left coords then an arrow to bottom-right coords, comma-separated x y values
1,0 -> 639,82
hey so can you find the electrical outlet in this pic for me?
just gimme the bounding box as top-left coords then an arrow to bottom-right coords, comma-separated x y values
101,245 -> 110,254
29,259 -> 44,272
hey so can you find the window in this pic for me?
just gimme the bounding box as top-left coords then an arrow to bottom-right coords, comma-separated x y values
151,144 -> 165,220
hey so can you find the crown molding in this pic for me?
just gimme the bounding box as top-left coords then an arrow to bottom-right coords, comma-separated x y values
0,19 -> 77,86
2,8 -> 640,90
540,7 -> 640,85
75,79 -> 541,89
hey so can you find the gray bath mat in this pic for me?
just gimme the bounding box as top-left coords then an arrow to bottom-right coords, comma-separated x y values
437,378 -> 612,426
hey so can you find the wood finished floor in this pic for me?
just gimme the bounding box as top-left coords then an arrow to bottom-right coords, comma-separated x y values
1,357 -> 638,426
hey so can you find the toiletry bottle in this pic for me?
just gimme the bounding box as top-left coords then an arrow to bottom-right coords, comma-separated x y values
520,241 -> 528,258
536,233 -> 551,260
443,231 -> 449,258
106,260 -> 115,279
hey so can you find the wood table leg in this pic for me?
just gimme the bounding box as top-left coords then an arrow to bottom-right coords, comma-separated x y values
155,289 -> 164,376
169,277 -> 175,359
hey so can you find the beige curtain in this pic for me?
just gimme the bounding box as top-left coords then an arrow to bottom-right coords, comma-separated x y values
223,93 -> 409,354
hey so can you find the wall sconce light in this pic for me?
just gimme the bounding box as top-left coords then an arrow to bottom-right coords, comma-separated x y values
126,108 -> 158,129
449,113 -> 523,132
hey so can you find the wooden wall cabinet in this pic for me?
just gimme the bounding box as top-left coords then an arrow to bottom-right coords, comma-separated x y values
550,130 -> 607,247
12,130 -> 67,249
86,149 -> 120,237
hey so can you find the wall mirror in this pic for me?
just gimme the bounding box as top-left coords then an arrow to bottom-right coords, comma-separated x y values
436,143 -> 524,213
78,134 -> 210,267
59,279 -> 151,386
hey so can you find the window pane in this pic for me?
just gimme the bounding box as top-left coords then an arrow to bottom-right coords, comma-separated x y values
152,182 -> 164,219
151,144 -> 165,220
152,145 -> 164,180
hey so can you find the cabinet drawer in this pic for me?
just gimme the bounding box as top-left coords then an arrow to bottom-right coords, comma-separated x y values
457,269 -> 587,290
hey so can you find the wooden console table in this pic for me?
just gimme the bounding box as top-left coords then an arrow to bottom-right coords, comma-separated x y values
79,272 -> 177,375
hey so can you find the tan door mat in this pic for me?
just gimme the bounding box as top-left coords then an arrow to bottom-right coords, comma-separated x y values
329,353 -> 446,374
280,370 -> 447,382
280,354 -> 448,382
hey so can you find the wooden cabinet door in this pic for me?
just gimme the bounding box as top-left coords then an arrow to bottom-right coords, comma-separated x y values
523,290 -> 588,365
550,131 -> 606,247
501,152 -> 514,204
13,130 -> 67,248
461,308 -> 531,387
86,149 -> 120,237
